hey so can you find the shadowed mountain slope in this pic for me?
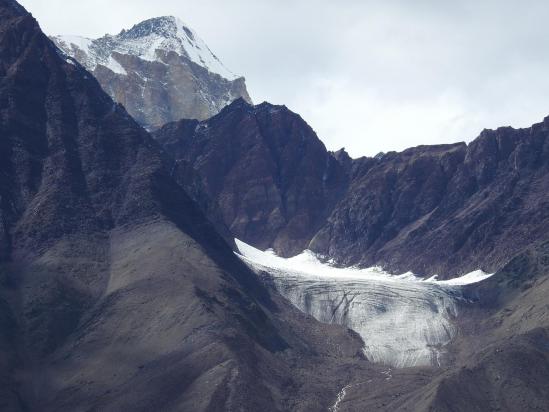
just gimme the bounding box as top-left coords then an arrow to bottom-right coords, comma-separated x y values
157,103 -> 549,278
154,99 -> 349,257
0,2 -> 366,410
311,125 -> 549,277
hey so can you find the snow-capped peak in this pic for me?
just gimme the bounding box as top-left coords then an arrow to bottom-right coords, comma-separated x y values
119,16 -> 188,40
118,16 -> 237,80
52,16 -> 238,80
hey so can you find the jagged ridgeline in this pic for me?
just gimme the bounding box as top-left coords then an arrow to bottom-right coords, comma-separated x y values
155,99 -> 549,279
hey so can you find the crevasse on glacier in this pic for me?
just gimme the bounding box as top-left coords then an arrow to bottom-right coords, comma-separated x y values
235,239 -> 492,368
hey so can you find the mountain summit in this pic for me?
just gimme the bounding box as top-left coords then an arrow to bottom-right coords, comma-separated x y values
52,16 -> 252,129
57,16 -> 238,80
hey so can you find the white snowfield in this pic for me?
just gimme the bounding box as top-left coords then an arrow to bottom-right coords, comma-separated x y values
235,239 -> 493,368
52,16 -> 238,80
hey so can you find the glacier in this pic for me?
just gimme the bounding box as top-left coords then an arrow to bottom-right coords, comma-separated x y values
235,239 -> 493,368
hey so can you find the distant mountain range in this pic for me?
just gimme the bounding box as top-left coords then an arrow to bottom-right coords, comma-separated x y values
51,16 -> 252,129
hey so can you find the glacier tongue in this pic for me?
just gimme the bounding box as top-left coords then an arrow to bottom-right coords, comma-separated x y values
235,239 -> 492,368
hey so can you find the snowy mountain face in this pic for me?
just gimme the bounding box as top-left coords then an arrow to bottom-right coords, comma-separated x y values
51,16 -> 252,129
54,17 -> 236,79
236,240 -> 493,368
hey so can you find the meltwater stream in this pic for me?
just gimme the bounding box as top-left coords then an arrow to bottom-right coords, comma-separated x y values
235,240 -> 493,368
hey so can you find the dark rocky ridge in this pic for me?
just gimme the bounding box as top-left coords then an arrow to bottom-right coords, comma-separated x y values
311,123 -> 549,277
154,99 -> 349,257
157,101 -> 549,278
0,2 -> 369,410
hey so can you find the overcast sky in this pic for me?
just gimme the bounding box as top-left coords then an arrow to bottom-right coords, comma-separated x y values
19,0 -> 549,157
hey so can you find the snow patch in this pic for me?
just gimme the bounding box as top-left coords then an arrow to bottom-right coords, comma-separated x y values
235,239 -> 493,286
426,269 -> 493,286
55,35 -> 93,55
105,55 -> 127,75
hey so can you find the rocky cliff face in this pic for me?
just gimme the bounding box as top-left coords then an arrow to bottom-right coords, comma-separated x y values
154,99 -> 349,257
51,16 -> 252,130
311,124 -> 549,277
155,99 -> 549,279
0,2 -> 366,410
